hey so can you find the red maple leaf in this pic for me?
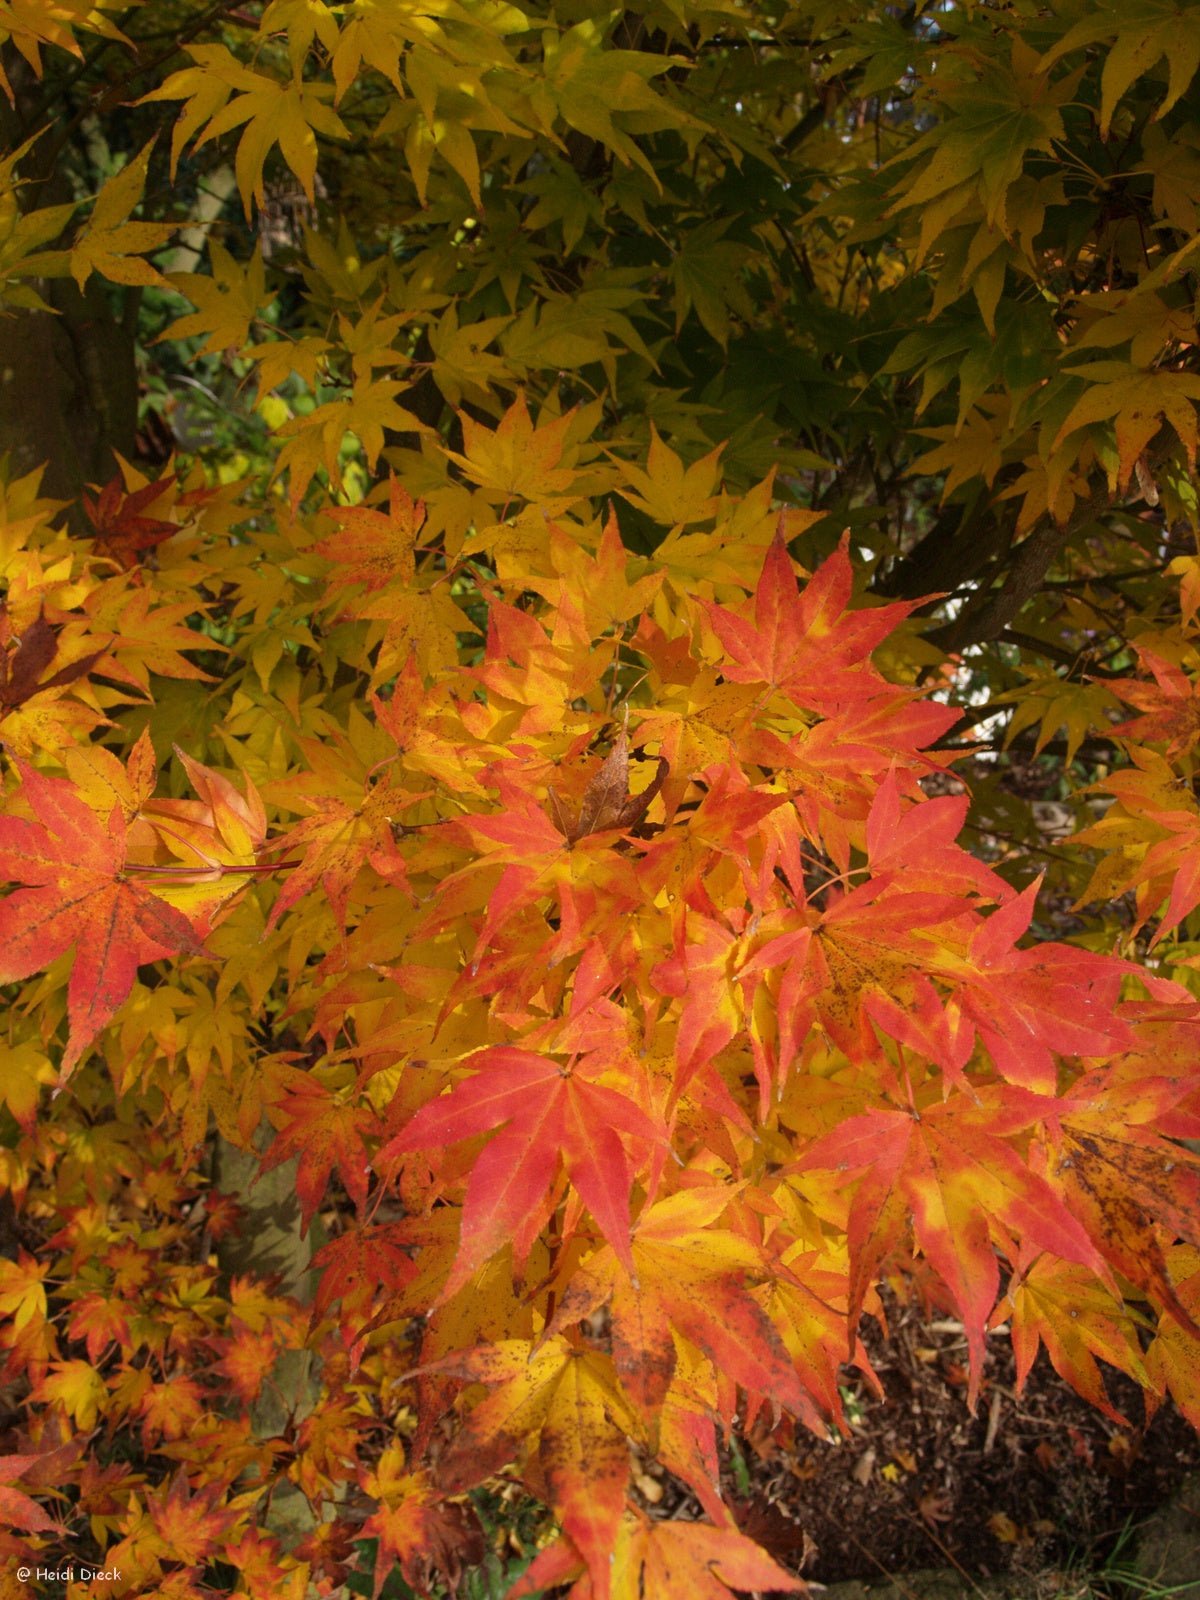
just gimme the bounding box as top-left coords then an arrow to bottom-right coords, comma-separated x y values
311,1222 -> 419,1342
379,1045 -> 664,1296
0,1451 -> 66,1535
947,880 -> 1134,1091
0,762 -> 205,1073
83,473 -> 179,567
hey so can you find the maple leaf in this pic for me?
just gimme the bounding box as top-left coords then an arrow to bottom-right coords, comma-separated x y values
0,606 -> 101,710
0,137 -> 75,309
82,472 -> 179,568
427,304 -> 515,407
311,1222 -> 418,1343
275,376 -> 431,505
68,140 -> 176,289
162,240 -> 272,355
432,1336 -> 639,1599
132,747 -> 269,935
792,1087 -> 1111,1404
263,744 -> 421,932
1053,366 -> 1200,489
445,395 -> 587,506
864,767 -> 1007,901
0,605 -> 106,756
145,45 -> 350,215
651,911 -> 745,1092
556,1187 -> 819,1427
941,880 -> 1134,1092
0,762 -> 205,1074
1006,1255 -> 1151,1425
260,1072 -> 376,1232
1072,748 -> 1200,935
314,474 -> 427,592
1044,1075 -> 1200,1334
704,529 -> 917,713
148,1472 -> 240,1568
527,509 -> 664,639
1041,0 -> 1200,136
667,218 -> 756,346
510,1512 -> 805,1600
995,673 -> 1124,767
0,1451 -> 65,1534
35,1358 -> 107,1429
80,580 -> 218,690
360,1453 -> 484,1600
380,1046 -> 664,1297
910,403 -> 1007,495
1109,648 -> 1200,761
0,1040 -> 54,1130
66,1291 -> 132,1363
617,425 -> 724,527
1147,1245 -> 1200,1429
804,884 -> 973,1070
139,1374 -> 205,1445
213,1324 -> 277,1407
0,1253 -> 49,1334
223,1529 -> 306,1600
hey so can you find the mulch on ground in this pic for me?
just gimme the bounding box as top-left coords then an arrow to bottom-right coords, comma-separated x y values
708,1289 -> 1200,1591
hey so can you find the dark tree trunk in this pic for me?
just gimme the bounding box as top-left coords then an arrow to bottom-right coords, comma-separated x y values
0,275 -> 139,504
0,56 -> 139,512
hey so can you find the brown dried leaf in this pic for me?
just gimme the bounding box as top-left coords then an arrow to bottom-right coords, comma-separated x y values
575,730 -> 632,840
551,729 -> 669,845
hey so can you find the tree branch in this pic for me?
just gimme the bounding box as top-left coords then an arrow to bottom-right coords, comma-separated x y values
929,485 -> 1113,654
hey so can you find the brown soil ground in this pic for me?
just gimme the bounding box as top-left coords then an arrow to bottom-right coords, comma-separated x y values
710,1289 -> 1200,1592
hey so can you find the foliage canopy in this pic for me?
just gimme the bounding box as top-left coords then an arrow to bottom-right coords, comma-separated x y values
2,2 -> 1200,1596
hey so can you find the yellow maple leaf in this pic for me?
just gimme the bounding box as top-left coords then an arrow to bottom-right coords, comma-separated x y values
275,377 -> 431,505
1054,366 -> 1200,489
1042,0 -> 1200,138
161,241 -> 272,356
910,402 -> 1009,499
144,45 -> 349,216
0,0 -> 133,93
69,141 -> 176,290
616,424 -> 724,529
0,138 -> 74,310
36,1359 -> 107,1429
0,1252 -> 49,1331
445,395 -> 595,507
0,1040 -> 55,1130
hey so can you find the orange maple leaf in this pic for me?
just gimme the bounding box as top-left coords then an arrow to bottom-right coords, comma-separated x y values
0,762 -> 205,1074
260,1071 -> 377,1231
557,1188 -> 819,1428
1110,648 -> 1200,761
314,474 -> 428,592
509,1512 -> 805,1600
704,529 -> 917,712
793,1086 -> 1112,1406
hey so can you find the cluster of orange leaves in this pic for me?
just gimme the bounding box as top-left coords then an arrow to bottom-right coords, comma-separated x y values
1,407 -> 1199,1598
